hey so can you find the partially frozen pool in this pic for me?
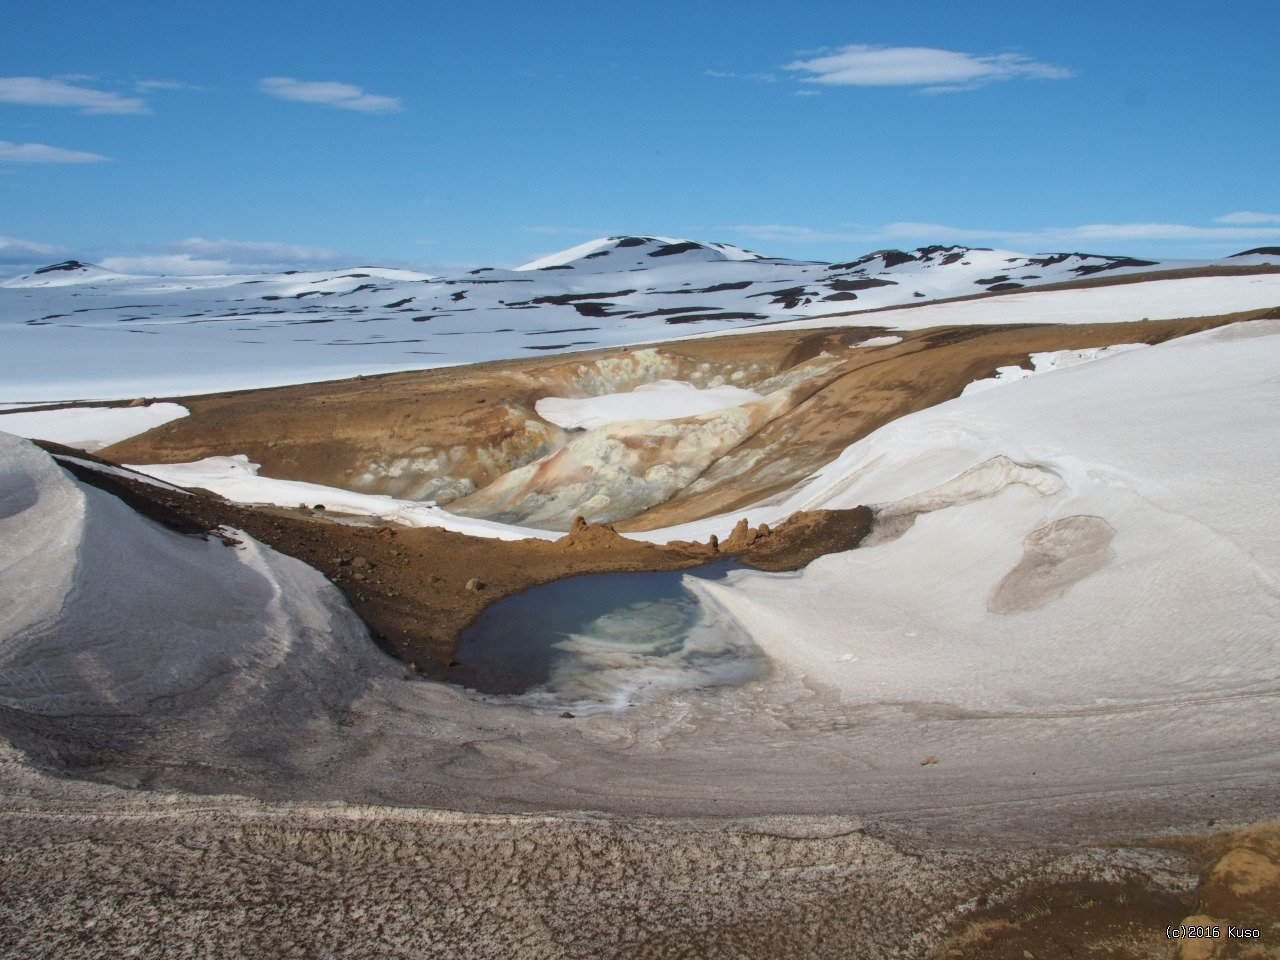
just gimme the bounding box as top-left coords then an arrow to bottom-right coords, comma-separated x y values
456,561 -> 766,713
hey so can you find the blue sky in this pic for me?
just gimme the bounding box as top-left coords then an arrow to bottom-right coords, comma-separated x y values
2,0 -> 1278,276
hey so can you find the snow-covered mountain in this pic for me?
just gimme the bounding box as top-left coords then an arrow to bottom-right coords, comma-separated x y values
2,236 -> 1276,402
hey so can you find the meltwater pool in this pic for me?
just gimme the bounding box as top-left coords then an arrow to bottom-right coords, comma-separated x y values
455,561 -> 766,712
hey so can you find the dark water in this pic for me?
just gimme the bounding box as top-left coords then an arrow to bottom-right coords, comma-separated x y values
456,561 -> 765,712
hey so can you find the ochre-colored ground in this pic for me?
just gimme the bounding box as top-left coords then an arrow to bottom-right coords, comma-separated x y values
932,822 -> 1280,959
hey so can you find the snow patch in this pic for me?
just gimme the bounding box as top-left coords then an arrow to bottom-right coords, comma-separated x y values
535,380 -> 763,431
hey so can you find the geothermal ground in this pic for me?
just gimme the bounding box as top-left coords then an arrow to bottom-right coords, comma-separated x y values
2,242 -> 1279,958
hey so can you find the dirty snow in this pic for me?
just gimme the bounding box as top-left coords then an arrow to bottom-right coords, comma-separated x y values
0,431 -> 385,718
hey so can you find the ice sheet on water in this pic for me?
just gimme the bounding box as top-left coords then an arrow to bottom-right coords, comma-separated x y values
457,563 -> 766,713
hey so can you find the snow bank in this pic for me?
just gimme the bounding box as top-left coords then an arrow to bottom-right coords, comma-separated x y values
0,403 -> 188,451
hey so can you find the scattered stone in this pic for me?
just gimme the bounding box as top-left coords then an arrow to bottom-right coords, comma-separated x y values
351,556 -> 371,570
921,756 -> 938,766
313,504 -> 325,511
559,711 -> 575,719
465,577 -> 485,591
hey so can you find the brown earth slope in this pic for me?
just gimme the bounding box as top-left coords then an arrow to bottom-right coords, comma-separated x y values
100,311 -> 1271,533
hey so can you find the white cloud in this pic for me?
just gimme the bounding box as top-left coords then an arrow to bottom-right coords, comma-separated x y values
259,77 -> 402,113
785,45 -> 1072,92
1214,211 -> 1280,225
725,219 -> 1280,249
0,141 -> 109,163
0,235 -> 62,265
705,69 -> 777,83
0,76 -> 147,114
133,79 -> 199,93
174,237 -> 345,262
0,235 -> 458,280
99,254 -> 237,275
96,238 -> 378,276
916,221 -> 1280,244
521,226 -> 601,236
97,238 -> 353,275
721,224 -> 877,244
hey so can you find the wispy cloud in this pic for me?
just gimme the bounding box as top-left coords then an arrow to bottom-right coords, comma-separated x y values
1214,211 -> 1280,225
133,79 -> 202,93
723,224 -> 873,244
100,238 -> 353,275
259,77 -> 403,113
521,226 -> 602,236
785,45 -> 1072,93
98,254 -> 239,275
0,141 -> 109,163
0,235 -> 62,265
0,76 -> 147,114
0,235 -> 458,280
175,237 -> 347,261
705,69 -> 777,83
725,218 -> 1280,249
